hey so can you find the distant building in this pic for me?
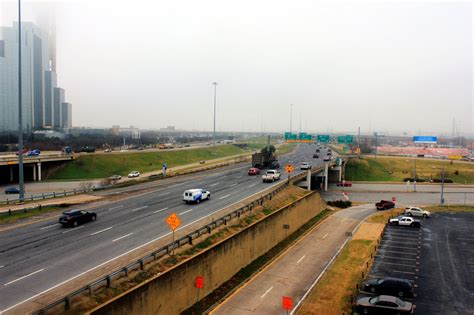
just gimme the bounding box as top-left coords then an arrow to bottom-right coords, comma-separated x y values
53,87 -> 64,128
160,126 -> 176,131
61,102 -> 72,128
0,22 -> 71,132
111,125 -> 140,139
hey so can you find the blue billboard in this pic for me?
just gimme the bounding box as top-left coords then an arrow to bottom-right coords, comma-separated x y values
413,136 -> 437,144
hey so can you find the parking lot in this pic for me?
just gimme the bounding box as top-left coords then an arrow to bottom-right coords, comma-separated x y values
362,212 -> 474,315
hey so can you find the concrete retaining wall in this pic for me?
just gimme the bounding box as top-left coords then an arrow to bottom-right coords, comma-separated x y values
89,191 -> 325,315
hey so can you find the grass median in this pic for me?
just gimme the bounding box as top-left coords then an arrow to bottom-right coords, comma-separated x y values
345,156 -> 474,184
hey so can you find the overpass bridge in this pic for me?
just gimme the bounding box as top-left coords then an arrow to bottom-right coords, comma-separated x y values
0,153 -> 74,183
292,156 -> 347,191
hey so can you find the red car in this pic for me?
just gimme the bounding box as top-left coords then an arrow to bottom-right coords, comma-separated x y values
336,181 -> 352,187
248,167 -> 260,175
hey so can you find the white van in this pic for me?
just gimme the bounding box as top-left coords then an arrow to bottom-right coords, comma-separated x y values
183,189 -> 211,204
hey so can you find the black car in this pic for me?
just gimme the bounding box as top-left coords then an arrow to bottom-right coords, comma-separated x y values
316,149 -> 320,153
59,210 -> 97,227
363,277 -> 414,299
270,161 -> 280,169
5,187 -> 20,194
313,154 -> 319,158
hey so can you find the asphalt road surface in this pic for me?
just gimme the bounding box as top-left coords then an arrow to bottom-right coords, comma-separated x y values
0,144 -> 329,313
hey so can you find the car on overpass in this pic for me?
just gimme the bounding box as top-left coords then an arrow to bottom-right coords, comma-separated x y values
183,189 -> 210,204
128,171 -> 140,178
26,149 -> 41,156
4,187 -> 20,194
59,210 -> 97,227
404,206 -> 431,218
355,295 -> 414,314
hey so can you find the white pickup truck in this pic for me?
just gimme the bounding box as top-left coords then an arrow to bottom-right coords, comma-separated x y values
262,170 -> 281,183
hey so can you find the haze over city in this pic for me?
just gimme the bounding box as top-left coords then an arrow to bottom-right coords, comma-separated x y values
1,0 -> 473,136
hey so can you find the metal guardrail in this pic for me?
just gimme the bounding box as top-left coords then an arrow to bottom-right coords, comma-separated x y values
33,170 -> 315,315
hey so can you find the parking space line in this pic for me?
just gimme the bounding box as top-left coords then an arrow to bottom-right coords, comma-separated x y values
380,250 -> 418,255
179,209 -> 193,215
375,261 -> 415,268
457,238 -> 474,242
296,255 -> 306,264
380,245 -> 418,251
382,240 -> 417,245
375,255 -> 417,261
385,236 -> 420,241
112,233 -> 134,242
260,286 -> 273,299
389,270 -> 416,275
40,224 -> 59,230
4,269 -> 45,286
62,225 -> 84,234
90,227 -> 113,236
153,207 -> 169,214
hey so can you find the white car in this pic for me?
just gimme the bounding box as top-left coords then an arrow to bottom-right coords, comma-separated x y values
262,170 -> 281,183
388,216 -> 421,227
183,189 -> 210,204
405,206 -> 431,218
128,171 -> 140,178
300,162 -> 311,170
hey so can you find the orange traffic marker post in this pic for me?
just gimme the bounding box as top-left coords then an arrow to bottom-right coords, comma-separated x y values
166,213 -> 181,256
286,164 -> 294,183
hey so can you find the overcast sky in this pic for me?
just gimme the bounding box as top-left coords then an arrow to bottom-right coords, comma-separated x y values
1,0 -> 473,136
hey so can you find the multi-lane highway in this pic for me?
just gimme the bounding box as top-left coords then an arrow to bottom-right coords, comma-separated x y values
0,144 -> 331,313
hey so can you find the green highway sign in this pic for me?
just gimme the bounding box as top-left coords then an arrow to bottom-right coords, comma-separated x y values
317,135 -> 330,143
337,135 -> 354,144
298,133 -> 312,141
284,132 -> 297,140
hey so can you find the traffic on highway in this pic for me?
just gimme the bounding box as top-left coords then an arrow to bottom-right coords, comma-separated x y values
0,144 -> 334,313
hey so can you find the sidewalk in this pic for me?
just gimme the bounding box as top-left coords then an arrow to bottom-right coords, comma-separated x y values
210,204 -> 375,315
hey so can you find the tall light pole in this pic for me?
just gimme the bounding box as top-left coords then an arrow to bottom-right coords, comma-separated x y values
289,104 -> 293,133
413,157 -> 417,192
212,82 -> 218,146
18,0 -> 25,201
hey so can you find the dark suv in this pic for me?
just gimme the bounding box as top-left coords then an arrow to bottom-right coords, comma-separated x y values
363,277 -> 414,299
59,210 -> 97,227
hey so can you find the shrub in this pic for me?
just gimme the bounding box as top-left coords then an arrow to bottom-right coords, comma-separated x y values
327,200 -> 352,208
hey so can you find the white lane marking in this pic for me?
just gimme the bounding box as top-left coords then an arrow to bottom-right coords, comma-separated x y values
132,205 -> 149,212
153,207 -> 169,214
322,233 -> 328,240
297,255 -> 306,264
229,183 -> 238,187
112,233 -> 134,243
108,205 -> 123,211
0,266 -> 4,269
169,183 -> 185,188
219,194 -> 231,200
62,225 -> 84,234
210,182 -> 220,187
179,209 -> 193,215
260,286 -> 273,299
249,183 -> 257,188
90,227 -> 113,236
158,192 -> 170,197
4,269 -> 45,286
40,224 -> 59,230
0,183 -> 286,314
195,181 -> 205,185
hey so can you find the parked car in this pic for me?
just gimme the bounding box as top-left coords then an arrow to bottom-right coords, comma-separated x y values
336,181 -> 352,187
388,216 -> 421,228
376,200 -> 395,210
313,154 -> 319,158
4,187 -> 20,194
183,189 -> 210,204
404,206 -> 431,218
300,162 -> 311,170
248,167 -> 260,175
262,170 -> 281,183
104,148 -> 112,153
355,295 -> 414,314
128,171 -> 140,178
109,175 -> 122,180
26,149 -> 41,156
362,277 -> 414,299
59,210 -> 97,227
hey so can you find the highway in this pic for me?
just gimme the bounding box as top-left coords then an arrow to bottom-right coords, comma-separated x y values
0,143 -> 331,313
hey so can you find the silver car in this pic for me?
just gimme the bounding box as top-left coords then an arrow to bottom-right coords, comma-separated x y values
405,206 -> 431,218
355,295 -> 414,314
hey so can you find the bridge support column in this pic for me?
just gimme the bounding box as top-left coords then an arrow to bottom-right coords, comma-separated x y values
324,164 -> 328,191
10,166 -> 14,182
306,170 -> 311,191
33,164 -> 37,181
338,168 -> 342,182
37,162 -> 42,181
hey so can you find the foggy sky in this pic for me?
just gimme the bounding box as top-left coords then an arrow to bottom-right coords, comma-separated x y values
1,0 -> 473,136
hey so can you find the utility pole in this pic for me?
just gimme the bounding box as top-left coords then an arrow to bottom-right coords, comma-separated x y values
299,112 -> 302,134
413,157 -> 417,192
440,168 -> 445,204
212,82 -> 218,146
358,126 -> 361,156
374,132 -> 378,159
289,104 -> 293,133
18,0 -> 25,201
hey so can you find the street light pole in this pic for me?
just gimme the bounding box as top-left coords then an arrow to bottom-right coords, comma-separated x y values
289,104 -> 293,133
440,168 -> 445,204
212,82 -> 218,147
413,157 -> 417,192
18,0 -> 25,201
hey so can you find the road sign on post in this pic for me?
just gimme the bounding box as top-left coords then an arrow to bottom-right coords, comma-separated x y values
166,213 -> 181,255
317,135 -> 330,143
282,296 -> 293,313
284,132 -> 297,141
286,164 -> 294,184
338,135 -> 354,144
392,197 -> 396,202
195,276 -> 203,289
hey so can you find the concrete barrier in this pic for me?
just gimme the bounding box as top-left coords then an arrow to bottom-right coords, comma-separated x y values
89,192 -> 324,315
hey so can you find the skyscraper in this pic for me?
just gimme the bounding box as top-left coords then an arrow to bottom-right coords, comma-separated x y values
53,87 -> 64,128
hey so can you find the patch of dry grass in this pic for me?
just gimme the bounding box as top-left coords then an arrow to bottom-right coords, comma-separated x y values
424,204 -> 474,213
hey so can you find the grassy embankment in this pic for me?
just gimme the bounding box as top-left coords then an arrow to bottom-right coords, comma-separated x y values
298,208 -> 403,315
52,141 -> 296,180
345,156 -> 474,184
